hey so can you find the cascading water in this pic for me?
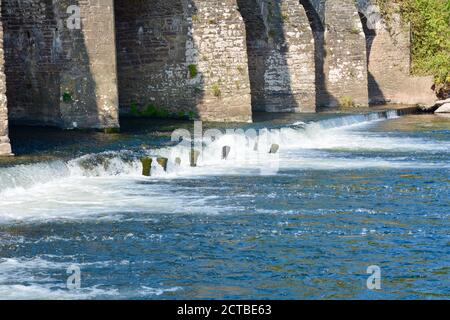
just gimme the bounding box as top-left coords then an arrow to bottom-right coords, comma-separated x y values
0,109 -> 447,195
0,110 -> 449,299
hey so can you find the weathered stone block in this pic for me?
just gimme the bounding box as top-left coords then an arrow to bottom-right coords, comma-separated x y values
435,103 -> 450,114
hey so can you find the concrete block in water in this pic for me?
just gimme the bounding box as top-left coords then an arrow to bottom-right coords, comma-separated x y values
141,157 -> 153,176
190,150 -> 200,167
269,144 -> 279,154
0,143 -> 13,156
157,157 -> 168,171
435,103 -> 450,113
175,157 -> 182,166
222,146 -> 231,160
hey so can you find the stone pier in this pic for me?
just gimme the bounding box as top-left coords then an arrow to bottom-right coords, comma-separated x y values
2,0 -> 119,129
356,0 -> 435,105
0,1 -> 11,156
115,0 -> 252,122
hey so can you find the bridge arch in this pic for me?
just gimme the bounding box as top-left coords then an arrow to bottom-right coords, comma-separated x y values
302,0 -> 369,108
237,0 -> 316,113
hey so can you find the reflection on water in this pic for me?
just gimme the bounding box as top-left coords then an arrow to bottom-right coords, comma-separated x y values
0,112 -> 449,300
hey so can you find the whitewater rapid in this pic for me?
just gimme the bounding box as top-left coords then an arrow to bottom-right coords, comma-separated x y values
0,110 -> 449,222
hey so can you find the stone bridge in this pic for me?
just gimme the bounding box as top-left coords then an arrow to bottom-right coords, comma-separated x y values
0,0 -> 435,155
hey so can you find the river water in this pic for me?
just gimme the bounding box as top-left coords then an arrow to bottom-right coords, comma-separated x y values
0,110 -> 449,299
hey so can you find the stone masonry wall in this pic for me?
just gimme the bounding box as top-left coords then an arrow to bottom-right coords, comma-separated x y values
0,1 -> 12,156
114,0 -> 193,116
308,0 -> 369,107
0,0 -> 437,149
2,0 -> 119,129
322,0 -> 369,107
190,0 -> 252,122
357,0 -> 435,105
115,0 -> 252,122
238,0 -> 316,112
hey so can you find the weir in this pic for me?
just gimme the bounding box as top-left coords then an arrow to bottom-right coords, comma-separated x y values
0,0 -> 438,156
0,106 -> 424,192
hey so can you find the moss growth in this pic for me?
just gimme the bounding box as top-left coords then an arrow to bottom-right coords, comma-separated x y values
350,27 -> 360,35
212,83 -> 221,97
188,111 -> 197,120
140,104 -> 170,118
130,102 -> 139,116
268,29 -> 276,39
103,127 -> 120,134
127,101 -> 198,120
62,91 -> 73,103
188,64 -> 198,78
339,96 -> 355,108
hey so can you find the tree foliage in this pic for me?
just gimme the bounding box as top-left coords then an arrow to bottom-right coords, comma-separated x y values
378,0 -> 450,85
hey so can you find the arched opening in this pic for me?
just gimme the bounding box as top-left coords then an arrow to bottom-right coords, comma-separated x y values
359,11 -> 385,104
238,0 -> 316,113
299,0 -> 329,108
236,0 -> 268,112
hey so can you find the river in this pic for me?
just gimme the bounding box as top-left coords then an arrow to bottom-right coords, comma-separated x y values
0,110 -> 449,299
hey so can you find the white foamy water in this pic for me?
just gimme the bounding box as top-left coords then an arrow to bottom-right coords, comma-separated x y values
0,110 -> 448,222
0,256 -> 182,300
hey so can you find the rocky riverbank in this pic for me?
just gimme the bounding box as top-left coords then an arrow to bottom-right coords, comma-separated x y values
419,98 -> 450,113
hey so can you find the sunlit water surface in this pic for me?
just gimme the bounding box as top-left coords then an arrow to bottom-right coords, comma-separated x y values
0,112 -> 449,299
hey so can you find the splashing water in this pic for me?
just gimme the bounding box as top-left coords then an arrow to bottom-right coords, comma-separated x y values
0,110 -> 449,299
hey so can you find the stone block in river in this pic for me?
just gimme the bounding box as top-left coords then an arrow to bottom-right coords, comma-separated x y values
269,144 -> 280,154
141,157 -> 153,176
190,150 -> 200,167
0,142 -> 12,156
157,157 -> 168,171
435,103 -> 450,114
222,146 -> 231,160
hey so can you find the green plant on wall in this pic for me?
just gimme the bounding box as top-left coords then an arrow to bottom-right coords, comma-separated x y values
188,111 -> 197,120
268,29 -> 276,39
376,0 -> 450,85
140,104 -> 169,118
339,96 -> 355,108
212,83 -> 221,97
188,64 -> 198,78
62,91 -> 73,103
130,102 -> 139,116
